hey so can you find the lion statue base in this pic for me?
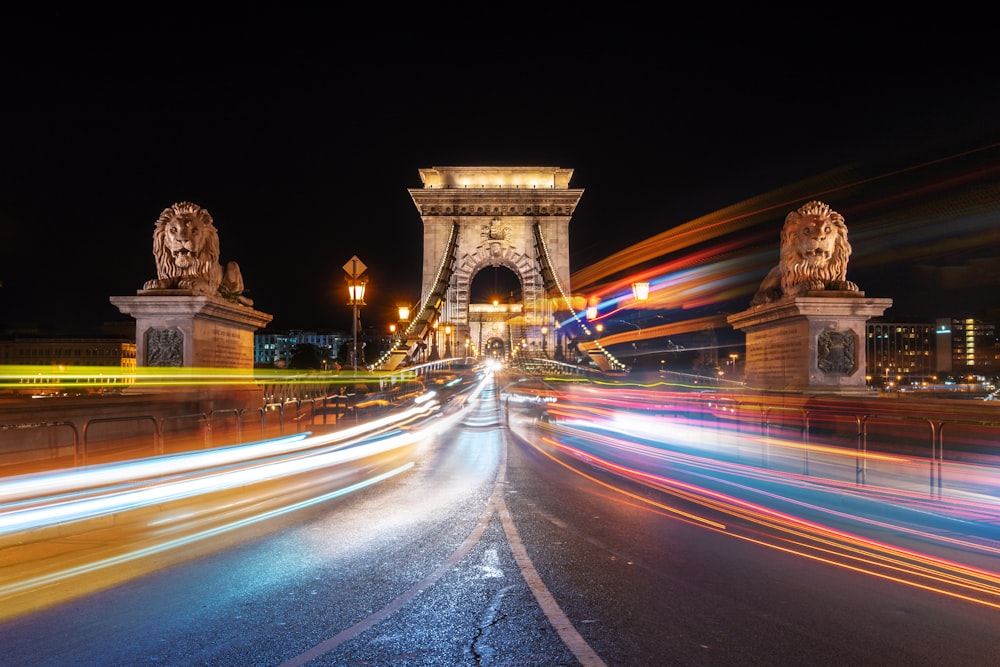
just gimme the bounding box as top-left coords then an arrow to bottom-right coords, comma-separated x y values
142,201 -> 253,306
750,200 -> 859,307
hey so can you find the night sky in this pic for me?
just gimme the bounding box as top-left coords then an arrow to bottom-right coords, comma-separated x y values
1,16 -> 998,336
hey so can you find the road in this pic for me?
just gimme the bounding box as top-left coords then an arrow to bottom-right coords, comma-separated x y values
1,370 -> 999,666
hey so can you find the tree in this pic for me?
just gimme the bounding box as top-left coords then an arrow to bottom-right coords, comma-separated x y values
288,343 -> 326,370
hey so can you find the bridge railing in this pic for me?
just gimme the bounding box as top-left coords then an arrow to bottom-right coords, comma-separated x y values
714,396 -> 1000,479
8,375 -> 997,498
539,385 -> 1000,498
0,371 -> 436,476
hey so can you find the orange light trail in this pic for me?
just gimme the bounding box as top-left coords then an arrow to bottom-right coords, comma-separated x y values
513,388 -> 1000,611
569,143 -> 1000,343
531,426 -> 1000,610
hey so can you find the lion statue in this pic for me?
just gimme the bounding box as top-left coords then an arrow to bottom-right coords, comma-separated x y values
750,200 -> 859,306
142,201 -> 253,306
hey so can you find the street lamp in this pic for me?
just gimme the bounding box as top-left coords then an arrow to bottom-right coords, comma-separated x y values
444,325 -> 452,358
540,326 -> 548,356
393,305 -> 412,362
346,276 -> 367,372
631,281 -> 649,302
343,255 -> 367,373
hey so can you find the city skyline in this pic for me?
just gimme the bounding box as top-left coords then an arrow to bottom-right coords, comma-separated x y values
1,21 -> 998,335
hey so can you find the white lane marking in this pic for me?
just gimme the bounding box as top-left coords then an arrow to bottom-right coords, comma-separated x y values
480,548 -> 505,578
277,489 -> 498,667
496,426 -> 608,667
281,389 -> 606,667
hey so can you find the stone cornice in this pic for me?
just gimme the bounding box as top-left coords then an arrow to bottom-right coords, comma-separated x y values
727,294 -> 893,330
417,166 -> 574,188
408,188 -> 584,217
110,293 -> 273,329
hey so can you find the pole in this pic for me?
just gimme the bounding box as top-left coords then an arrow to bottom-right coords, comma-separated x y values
352,257 -> 358,374
345,256 -> 364,375
352,299 -> 358,374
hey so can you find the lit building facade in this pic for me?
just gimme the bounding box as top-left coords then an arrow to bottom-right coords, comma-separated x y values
866,317 -> 1000,387
947,317 -> 998,379
253,331 -> 347,368
866,321 -> 936,387
0,338 -> 136,371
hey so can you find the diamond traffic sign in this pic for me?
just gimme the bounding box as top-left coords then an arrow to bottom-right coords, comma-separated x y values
343,256 -> 367,277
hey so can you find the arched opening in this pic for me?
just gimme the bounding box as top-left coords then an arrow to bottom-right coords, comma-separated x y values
465,265 -> 523,363
469,265 -> 521,305
485,337 -> 506,359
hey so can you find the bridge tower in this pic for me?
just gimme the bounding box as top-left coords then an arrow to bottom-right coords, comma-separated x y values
394,166 -> 582,366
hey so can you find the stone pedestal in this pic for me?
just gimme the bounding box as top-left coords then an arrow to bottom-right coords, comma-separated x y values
110,292 -> 273,410
727,292 -> 892,395
111,291 -> 273,368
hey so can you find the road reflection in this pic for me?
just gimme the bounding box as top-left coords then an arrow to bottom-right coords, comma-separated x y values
506,381 -> 1000,610
0,374 -> 496,621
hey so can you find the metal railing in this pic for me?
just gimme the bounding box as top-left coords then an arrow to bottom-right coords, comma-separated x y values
0,381 -> 420,475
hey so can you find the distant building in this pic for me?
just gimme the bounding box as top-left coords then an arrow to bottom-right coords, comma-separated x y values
0,337 -> 136,372
0,327 -> 355,373
945,317 -> 998,379
866,316 -> 999,387
866,320 -> 936,387
254,330 -> 348,368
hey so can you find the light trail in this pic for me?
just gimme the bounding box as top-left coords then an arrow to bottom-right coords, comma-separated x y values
569,144 -> 999,351
515,395 -> 1000,610
0,427 -> 429,534
0,371 -> 494,538
0,365 -> 405,392
0,464 -> 414,599
281,371 -> 608,667
573,143 -> 998,292
0,401 -> 441,505
0,373 -> 493,622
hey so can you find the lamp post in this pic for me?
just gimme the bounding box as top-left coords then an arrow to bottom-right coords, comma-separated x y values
540,326 -> 548,357
430,320 -> 440,361
445,325 -> 452,358
343,255 -> 367,374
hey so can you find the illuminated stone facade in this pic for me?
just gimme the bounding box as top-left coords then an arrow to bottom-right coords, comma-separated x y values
408,167 -> 581,355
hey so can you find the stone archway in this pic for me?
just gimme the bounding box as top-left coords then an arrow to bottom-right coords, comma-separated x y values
408,167 -> 583,357
485,337 -> 506,359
